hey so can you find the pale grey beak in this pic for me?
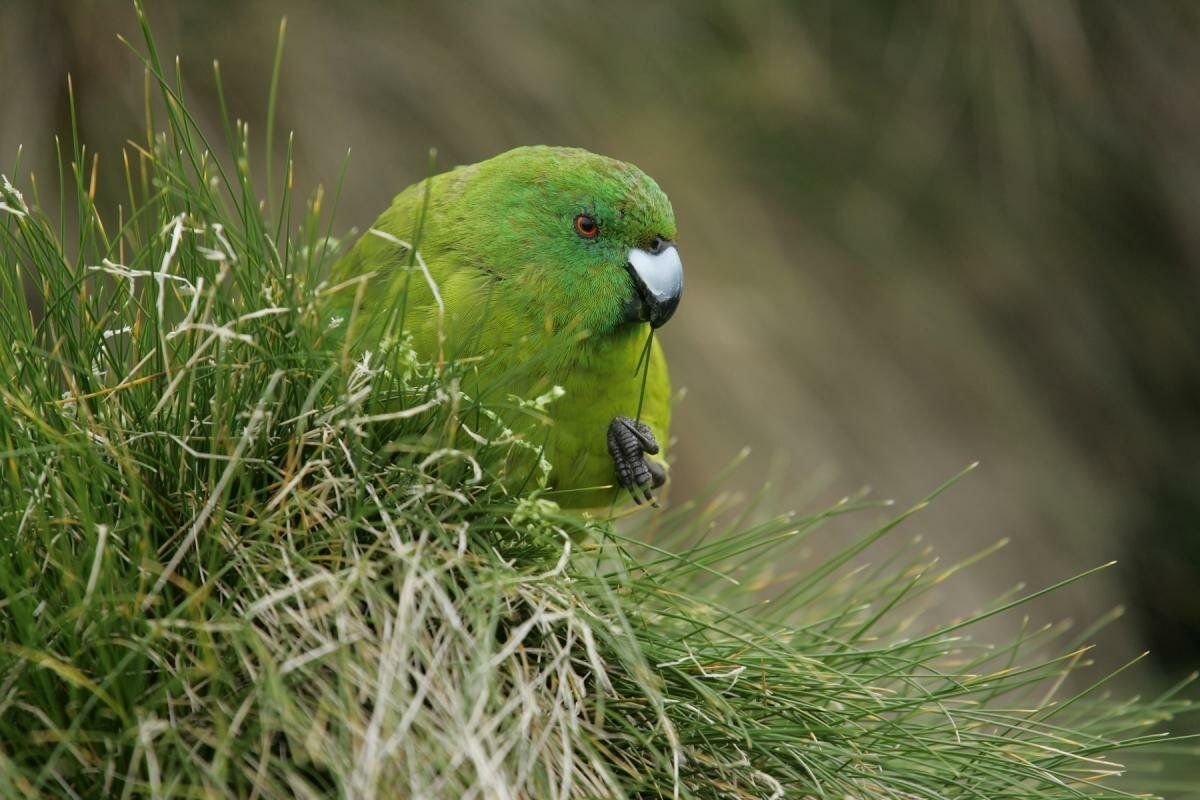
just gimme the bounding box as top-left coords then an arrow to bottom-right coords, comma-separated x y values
625,241 -> 683,328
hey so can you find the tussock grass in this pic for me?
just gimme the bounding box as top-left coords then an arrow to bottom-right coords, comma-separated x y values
0,7 -> 1194,798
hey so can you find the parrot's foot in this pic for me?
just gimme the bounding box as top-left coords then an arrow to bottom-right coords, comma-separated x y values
607,416 -> 666,506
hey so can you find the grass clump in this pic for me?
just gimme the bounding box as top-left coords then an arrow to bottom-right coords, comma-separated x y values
0,8 -> 1194,798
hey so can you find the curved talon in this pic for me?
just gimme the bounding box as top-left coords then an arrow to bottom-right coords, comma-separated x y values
646,458 -> 667,489
607,416 -> 664,506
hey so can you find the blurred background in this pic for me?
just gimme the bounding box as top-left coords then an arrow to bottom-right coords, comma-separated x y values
3,0 -> 1198,714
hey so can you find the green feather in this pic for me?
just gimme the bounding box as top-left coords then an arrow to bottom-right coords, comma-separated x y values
328,146 -> 676,508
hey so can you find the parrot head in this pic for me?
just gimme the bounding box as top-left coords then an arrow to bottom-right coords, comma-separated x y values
449,146 -> 682,342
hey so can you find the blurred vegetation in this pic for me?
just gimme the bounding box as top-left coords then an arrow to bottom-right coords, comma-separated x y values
2,0 -> 1197,717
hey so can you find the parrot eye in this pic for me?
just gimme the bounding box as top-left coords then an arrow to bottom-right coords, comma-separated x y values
574,214 -> 599,239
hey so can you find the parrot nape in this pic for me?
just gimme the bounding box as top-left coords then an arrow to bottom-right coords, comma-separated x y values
328,146 -> 682,508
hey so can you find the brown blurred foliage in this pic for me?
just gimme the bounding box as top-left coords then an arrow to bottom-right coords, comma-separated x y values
3,1 -> 1199,686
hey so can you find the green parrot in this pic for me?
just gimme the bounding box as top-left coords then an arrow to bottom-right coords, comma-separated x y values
328,146 -> 682,508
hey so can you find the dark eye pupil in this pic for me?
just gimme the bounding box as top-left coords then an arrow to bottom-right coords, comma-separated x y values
575,215 -> 598,237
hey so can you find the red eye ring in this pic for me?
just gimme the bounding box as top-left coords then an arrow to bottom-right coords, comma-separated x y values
574,214 -> 599,239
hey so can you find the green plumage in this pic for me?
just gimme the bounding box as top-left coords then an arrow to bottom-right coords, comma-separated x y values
328,146 -> 677,507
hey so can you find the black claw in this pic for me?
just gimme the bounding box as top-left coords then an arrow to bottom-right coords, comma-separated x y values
646,459 -> 667,489
607,416 -> 666,506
